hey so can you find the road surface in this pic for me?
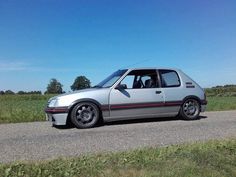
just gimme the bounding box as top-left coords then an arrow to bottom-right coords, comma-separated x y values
0,111 -> 236,163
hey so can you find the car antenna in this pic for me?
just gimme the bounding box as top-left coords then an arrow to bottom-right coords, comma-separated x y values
119,59 -> 152,69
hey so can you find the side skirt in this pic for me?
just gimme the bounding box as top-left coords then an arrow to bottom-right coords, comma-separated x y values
103,106 -> 180,122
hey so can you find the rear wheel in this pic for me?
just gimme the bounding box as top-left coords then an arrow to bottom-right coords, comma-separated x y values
180,99 -> 200,120
71,102 -> 100,129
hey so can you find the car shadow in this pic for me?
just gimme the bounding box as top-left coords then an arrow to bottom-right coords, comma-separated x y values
53,124 -> 75,129
53,115 -> 208,129
103,115 -> 208,127
198,115 -> 208,119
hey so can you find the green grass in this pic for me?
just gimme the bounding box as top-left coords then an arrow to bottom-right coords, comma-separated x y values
0,139 -> 235,177
1,95 -> 236,123
0,95 -> 53,123
206,97 -> 236,111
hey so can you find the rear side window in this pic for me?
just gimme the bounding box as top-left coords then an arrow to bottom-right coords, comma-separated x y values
159,70 -> 180,87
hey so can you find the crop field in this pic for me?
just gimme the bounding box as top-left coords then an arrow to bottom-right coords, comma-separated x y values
0,95 -> 236,124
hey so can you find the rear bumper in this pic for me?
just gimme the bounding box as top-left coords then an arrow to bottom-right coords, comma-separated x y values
200,100 -> 207,112
201,105 -> 207,112
45,107 -> 68,125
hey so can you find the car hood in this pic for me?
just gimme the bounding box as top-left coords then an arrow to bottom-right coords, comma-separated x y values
49,88 -> 109,100
49,88 -> 110,105
60,88 -> 100,96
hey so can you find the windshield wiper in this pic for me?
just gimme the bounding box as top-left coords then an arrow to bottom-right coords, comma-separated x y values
92,85 -> 102,88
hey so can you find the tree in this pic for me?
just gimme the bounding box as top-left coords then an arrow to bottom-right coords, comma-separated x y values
45,78 -> 63,94
17,91 -> 25,95
71,76 -> 91,91
0,91 -> 5,95
17,91 -> 42,95
27,91 -> 42,95
5,90 -> 15,95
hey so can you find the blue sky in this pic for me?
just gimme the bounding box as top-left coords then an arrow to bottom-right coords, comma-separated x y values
0,0 -> 236,92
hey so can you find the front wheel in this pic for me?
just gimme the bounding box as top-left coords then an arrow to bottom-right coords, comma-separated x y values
71,102 -> 100,129
179,99 -> 200,120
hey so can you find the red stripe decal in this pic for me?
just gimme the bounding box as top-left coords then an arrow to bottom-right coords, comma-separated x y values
101,101 -> 183,111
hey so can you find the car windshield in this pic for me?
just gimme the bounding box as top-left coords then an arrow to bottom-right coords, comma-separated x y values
94,69 -> 128,88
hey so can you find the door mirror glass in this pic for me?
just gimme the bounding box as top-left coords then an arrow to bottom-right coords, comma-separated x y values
116,84 -> 127,90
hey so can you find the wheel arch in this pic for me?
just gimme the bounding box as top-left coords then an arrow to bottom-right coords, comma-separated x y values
182,95 -> 201,105
66,98 -> 104,125
177,95 -> 201,116
179,95 -> 201,120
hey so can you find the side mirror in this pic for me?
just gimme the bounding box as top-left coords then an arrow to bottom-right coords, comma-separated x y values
116,84 -> 127,90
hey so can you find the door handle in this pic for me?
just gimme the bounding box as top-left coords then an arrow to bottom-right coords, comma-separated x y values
155,91 -> 162,94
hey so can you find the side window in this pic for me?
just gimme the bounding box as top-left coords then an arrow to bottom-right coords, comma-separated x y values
141,76 -> 151,85
120,75 -> 135,89
159,70 -> 180,87
120,70 -> 159,89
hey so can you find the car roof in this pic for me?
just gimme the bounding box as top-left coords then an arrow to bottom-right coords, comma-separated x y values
126,67 -> 181,71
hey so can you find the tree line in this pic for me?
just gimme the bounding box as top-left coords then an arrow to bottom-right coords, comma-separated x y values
205,84 -> 236,97
2,78 -> 236,96
0,76 -> 91,95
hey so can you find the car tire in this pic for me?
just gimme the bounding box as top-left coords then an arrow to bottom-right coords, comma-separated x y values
71,102 -> 100,129
179,99 -> 200,120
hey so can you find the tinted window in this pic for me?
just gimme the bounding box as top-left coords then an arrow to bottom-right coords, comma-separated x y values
159,70 -> 180,87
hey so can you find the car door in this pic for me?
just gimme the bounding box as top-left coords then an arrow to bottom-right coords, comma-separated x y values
108,69 -> 165,120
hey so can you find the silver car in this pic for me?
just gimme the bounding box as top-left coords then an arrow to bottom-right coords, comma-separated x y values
45,68 -> 207,128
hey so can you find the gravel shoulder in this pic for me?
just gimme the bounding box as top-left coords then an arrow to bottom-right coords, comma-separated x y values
0,110 -> 236,163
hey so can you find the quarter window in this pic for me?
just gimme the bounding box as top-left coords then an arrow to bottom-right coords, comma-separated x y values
159,70 -> 180,87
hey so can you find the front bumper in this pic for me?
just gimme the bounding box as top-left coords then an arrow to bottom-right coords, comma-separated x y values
45,107 -> 69,125
46,113 -> 68,125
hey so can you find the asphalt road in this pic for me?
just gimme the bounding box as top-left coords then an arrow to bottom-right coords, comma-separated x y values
0,110 -> 236,163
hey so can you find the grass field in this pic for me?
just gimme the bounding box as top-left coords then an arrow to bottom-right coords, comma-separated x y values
206,97 -> 236,111
0,139 -> 235,177
0,95 -> 236,123
0,95 -> 52,124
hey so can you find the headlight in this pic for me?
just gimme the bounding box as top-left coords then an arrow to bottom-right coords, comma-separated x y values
48,99 -> 58,107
